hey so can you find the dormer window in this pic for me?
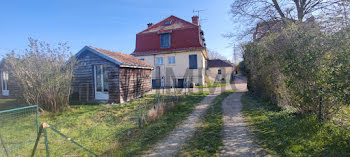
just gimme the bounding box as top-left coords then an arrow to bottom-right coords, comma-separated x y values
160,33 -> 171,48
164,20 -> 171,25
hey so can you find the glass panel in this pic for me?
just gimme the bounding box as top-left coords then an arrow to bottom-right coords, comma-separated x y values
103,66 -> 109,92
168,56 -> 175,64
1,72 -> 4,90
1,71 -> 8,90
189,55 -> 197,69
5,71 -> 8,90
157,57 -> 163,65
95,65 -> 102,92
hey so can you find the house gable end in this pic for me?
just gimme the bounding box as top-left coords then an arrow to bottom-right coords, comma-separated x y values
75,46 -> 122,65
138,15 -> 198,35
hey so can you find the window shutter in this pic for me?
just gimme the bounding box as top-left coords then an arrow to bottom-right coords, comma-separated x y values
160,33 -> 171,48
189,55 -> 197,69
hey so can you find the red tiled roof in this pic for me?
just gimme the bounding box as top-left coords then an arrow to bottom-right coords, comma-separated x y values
208,59 -> 233,68
133,15 -> 205,55
88,46 -> 153,68
132,47 -> 205,56
138,15 -> 198,34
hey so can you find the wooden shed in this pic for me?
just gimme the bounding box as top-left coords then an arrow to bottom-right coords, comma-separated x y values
72,46 -> 153,103
0,59 -> 20,99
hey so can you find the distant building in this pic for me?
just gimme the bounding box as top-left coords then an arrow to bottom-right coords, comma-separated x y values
72,46 -> 153,103
206,59 -> 234,83
0,60 -> 19,99
131,15 -> 208,88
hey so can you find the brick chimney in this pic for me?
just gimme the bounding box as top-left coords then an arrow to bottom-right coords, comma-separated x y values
192,16 -> 199,25
147,23 -> 153,28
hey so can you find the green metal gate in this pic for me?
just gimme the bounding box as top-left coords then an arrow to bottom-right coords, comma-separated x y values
0,105 -> 39,156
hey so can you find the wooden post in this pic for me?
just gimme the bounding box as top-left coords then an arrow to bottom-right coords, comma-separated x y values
31,124 -> 44,157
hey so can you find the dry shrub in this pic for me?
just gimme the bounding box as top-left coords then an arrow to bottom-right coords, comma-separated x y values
5,38 -> 76,112
146,101 -> 175,122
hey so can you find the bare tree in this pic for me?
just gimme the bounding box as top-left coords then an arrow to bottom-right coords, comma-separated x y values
207,49 -> 226,60
229,0 -> 342,39
5,38 -> 76,112
321,0 -> 350,31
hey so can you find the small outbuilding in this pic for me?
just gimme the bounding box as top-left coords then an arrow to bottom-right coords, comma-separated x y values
72,46 -> 153,103
206,59 -> 234,83
0,59 -> 20,99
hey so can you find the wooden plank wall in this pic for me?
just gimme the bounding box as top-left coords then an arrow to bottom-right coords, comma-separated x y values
119,68 -> 152,103
71,51 -> 120,103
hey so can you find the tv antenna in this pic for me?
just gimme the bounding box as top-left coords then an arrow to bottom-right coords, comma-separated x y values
193,9 -> 205,17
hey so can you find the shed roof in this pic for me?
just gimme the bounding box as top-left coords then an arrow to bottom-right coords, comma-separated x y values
76,46 -> 153,69
207,59 -> 233,68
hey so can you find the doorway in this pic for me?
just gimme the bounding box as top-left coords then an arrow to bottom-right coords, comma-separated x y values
94,65 -> 109,100
177,79 -> 184,88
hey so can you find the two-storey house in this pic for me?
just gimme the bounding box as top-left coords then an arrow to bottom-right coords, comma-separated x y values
131,15 -> 208,88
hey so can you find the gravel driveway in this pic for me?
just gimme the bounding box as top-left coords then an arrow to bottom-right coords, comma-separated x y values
144,83 -> 235,157
220,76 -> 264,157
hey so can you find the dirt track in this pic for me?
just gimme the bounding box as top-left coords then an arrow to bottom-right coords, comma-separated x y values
219,76 -> 264,157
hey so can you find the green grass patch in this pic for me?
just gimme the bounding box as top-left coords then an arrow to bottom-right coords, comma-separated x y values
195,83 -> 228,88
178,90 -> 235,156
104,91 -> 210,156
241,94 -> 350,157
1,92 -> 209,156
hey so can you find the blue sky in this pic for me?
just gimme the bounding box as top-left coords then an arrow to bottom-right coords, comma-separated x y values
0,0 -> 238,60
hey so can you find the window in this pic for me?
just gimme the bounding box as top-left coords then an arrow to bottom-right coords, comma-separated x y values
160,33 -> 171,48
94,65 -> 109,93
164,20 -> 171,25
139,58 -> 145,61
189,55 -> 197,69
156,57 -> 164,65
218,69 -> 222,74
168,56 -> 175,64
1,71 -> 9,96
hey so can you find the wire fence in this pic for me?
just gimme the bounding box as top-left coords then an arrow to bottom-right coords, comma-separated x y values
31,90 -> 186,156
0,88 -> 198,156
0,105 -> 39,156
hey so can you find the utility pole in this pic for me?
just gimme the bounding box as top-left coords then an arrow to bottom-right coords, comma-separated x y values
233,45 -> 238,65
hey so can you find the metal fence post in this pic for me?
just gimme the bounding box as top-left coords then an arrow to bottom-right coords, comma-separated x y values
43,123 -> 50,157
36,105 -> 40,134
0,133 -> 9,157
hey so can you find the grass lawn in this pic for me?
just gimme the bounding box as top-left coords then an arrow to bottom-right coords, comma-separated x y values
241,94 -> 350,157
195,83 -> 228,88
178,90 -> 235,156
105,91 -> 209,156
2,92 -> 209,156
0,99 -> 24,111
